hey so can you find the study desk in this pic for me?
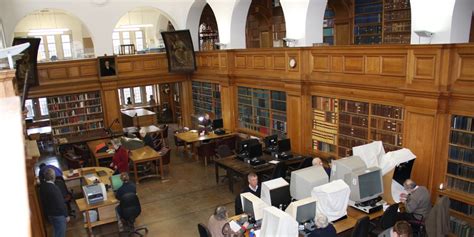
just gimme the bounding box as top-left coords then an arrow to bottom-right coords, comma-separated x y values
129,146 -> 164,184
70,167 -> 118,235
175,130 -> 236,160
87,138 -> 113,166
121,108 -> 157,128
215,154 -> 303,193
123,125 -> 164,137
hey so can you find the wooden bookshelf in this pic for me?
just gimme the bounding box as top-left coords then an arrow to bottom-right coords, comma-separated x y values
354,0 -> 383,45
311,95 -> 405,158
47,91 -> 104,141
441,115 -> 474,236
192,81 -> 222,119
383,0 -> 411,44
237,87 -> 287,138
323,6 -> 335,45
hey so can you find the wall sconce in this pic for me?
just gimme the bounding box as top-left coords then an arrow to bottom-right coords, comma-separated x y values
414,30 -> 434,44
282,38 -> 297,47
214,42 -> 227,50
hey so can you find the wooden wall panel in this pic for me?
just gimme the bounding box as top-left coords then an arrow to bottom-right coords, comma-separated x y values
286,94 -> 303,153
365,56 -> 380,74
313,55 -> 330,71
381,56 -> 406,76
344,56 -> 364,73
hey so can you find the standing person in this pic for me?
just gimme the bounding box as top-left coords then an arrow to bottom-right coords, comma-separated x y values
148,95 -> 156,106
39,168 -> 69,237
399,179 -> 431,221
110,141 -> 129,175
309,214 -> 337,237
126,97 -> 133,105
38,163 -> 63,183
235,172 -> 261,214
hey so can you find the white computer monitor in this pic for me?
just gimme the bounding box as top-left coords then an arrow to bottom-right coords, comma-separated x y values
290,166 -> 329,200
261,177 -> 291,208
330,155 -> 367,182
285,197 -> 317,224
345,166 -> 383,203
260,206 -> 299,237
240,192 -> 269,221
311,179 -> 350,222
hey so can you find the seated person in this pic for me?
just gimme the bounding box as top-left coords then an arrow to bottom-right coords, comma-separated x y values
208,206 -> 229,237
38,163 -> 63,183
199,113 -> 212,128
391,220 -> 413,237
312,157 -> 331,176
235,172 -> 261,215
309,214 -> 336,237
399,179 -> 431,221
110,141 -> 129,175
148,95 -> 156,106
115,172 -> 137,231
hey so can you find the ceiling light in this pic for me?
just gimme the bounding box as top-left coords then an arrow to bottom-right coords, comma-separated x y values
28,28 -> 70,36
119,24 -> 153,28
114,27 -> 140,32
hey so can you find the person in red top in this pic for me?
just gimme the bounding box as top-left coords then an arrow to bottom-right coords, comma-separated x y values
110,142 -> 129,174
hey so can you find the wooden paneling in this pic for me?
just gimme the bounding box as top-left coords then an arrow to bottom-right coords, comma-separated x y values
0,70 -> 17,98
381,56 -> 406,76
344,56 -> 364,73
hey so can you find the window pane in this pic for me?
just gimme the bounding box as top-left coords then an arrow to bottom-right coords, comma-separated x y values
25,99 -> 34,118
135,31 -> 144,50
113,39 -> 121,55
112,32 -> 120,40
61,35 -> 72,58
123,88 -> 131,104
122,32 -> 131,45
47,35 -> 57,58
133,87 -> 142,103
39,98 -> 49,116
145,85 -> 153,102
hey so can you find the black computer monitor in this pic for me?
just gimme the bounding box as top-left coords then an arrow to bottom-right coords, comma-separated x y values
277,139 -> 291,153
269,185 -> 291,208
296,201 -> 316,223
212,118 -> 224,129
248,143 -> 263,158
264,134 -> 278,148
238,139 -> 259,154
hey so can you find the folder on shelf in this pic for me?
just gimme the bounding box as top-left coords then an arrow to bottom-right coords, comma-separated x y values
95,143 -> 108,153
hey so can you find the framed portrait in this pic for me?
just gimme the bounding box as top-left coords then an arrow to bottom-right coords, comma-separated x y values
161,30 -> 196,73
98,55 -> 117,78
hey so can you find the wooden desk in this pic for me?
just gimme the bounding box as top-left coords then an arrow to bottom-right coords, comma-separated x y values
121,108 -> 156,128
123,125 -> 163,137
175,130 -> 236,160
71,167 -> 118,235
129,146 -> 164,184
87,139 -> 113,166
26,126 -> 52,136
214,154 -> 303,193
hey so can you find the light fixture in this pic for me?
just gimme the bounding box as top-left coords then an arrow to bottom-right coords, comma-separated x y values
27,28 -> 70,36
414,30 -> 434,38
114,27 -> 140,32
198,116 -> 204,122
119,24 -> 153,28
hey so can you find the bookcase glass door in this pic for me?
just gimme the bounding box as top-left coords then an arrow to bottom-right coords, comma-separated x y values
237,86 -> 287,138
192,81 -> 222,119
445,115 -> 474,236
311,95 -> 404,158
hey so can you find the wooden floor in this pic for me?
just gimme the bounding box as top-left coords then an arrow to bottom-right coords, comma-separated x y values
36,124 -> 236,237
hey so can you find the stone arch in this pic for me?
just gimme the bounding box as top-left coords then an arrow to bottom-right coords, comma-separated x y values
199,4 -> 220,51
185,0 -> 208,51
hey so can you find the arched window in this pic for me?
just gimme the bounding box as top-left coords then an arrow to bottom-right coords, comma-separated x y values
199,4 -> 219,51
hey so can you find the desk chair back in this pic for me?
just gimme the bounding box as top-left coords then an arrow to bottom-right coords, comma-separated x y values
298,157 -> 313,169
215,144 -> 234,159
158,124 -> 169,139
198,142 -> 216,166
119,193 -> 141,223
197,223 -> 211,237
380,203 -> 399,229
271,162 -> 288,180
173,130 -> 186,149
351,216 -> 370,237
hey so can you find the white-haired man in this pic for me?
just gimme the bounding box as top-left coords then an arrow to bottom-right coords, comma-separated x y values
399,179 -> 431,221
309,214 -> 336,237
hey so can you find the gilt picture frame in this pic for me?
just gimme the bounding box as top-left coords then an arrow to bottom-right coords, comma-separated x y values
161,30 -> 196,73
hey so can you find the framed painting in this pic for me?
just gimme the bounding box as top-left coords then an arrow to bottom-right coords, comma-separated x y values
98,55 -> 117,78
161,30 -> 196,73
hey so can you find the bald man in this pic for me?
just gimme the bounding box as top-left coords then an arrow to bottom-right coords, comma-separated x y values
399,179 -> 431,221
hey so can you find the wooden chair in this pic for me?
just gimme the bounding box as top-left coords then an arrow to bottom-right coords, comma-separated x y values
173,129 -> 188,154
154,147 -> 171,174
197,142 -> 216,166
158,124 -> 169,146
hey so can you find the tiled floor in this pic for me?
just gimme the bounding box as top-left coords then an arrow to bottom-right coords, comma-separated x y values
38,124 -> 237,237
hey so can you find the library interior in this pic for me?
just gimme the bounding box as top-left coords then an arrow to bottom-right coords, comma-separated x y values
1,0 -> 474,236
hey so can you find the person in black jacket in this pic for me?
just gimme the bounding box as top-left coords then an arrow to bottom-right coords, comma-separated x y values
235,172 -> 261,215
115,172 -> 137,231
39,168 -> 69,237
309,214 -> 337,237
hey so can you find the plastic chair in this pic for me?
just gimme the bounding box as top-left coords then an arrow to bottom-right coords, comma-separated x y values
118,193 -> 148,236
197,223 -> 211,237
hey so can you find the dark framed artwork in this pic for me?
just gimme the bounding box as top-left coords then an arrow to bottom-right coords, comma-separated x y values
98,55 -> 117,78
161,30 -> 196,73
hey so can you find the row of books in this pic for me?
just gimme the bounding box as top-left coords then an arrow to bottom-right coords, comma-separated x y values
448,146 -> 474,163
253,98 -> 269,108
384,9 -> 410,21
450,131 -> 474,148
272,112 -> 287,122
449,216 -> 472,237
51,116 -> 87,126
371,118 -> 403,132
450,199 -> 474,216
446,176 -> 473,195
371,132 -> 403,146
383,35 -> 411,44
355,35 -> 382,44
313,140 -> 337,153
47,92 -> 100,104
193,94 -> 213,103
271,100 -> 286,112
447,162 -> 474,179
313,110 -> 337,124
340,100 -> 370,115
53,121 -> 104,136
354,25 -> 382,35
452,115 -> 474,131
355,3 -> 383,14
338,135 -> 368,149
355,15 -> 382,25
312,97 -> 338,112
384,22 -> 411,33
371,104 -> 404,119
323,19 -> 334,28
339,147 -> 353,157
271,91 -> 286,101
384,0 -> 410,10
356,0 -> 383,4
339,113 -> 369,127
339,124 -> 369,140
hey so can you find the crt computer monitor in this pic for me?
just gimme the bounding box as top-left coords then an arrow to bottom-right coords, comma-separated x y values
290,166 -> 329,200
261,178 -> 291,208
238,139 -> 259,154
264,134 -> 278,148
311,179 -> 351,222
260,206 -> 299,237
212,118 -> 223,129
330,155 -> 367,182
345,166 -> 384,203
285,197 -> 317,224
248,143 -> 263,158
240,192 -> 269,220
277,138 -> 291,153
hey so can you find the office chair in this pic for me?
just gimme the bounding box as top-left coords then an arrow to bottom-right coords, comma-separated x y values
262,162 -> 288,181
288,156 -> 313,172
351,216 -> 370,237
118,193 -> 148,236
215,144 -> 235,159
369,203 -> 399,236
197,223 -> 212,237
